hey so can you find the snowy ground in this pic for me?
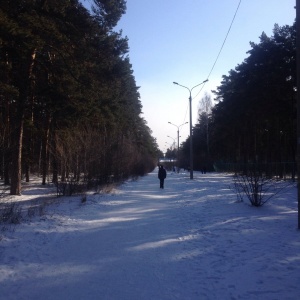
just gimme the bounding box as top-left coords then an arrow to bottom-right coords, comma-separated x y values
0,170 -> 299,300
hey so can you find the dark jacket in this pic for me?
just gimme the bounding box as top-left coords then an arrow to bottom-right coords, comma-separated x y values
158,166 -> 167,179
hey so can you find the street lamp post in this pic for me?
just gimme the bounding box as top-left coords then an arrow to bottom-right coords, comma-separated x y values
168,122 -> 187,151
167,135 -> 176,147
165,141 -> 172,149
173,79 -> 208,179
168,122 -> 187,172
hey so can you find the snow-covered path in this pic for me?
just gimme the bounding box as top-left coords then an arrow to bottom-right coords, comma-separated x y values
1,170 -> 299,300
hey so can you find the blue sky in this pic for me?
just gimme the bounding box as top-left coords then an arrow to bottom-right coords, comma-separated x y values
82,0 -> 295,152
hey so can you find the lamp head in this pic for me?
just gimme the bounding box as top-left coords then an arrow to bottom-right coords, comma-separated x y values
173,82 -> 178,85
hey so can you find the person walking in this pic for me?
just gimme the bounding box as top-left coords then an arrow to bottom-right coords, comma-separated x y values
158,165 -> 167,189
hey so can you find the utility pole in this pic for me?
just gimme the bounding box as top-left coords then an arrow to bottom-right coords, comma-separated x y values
188,92 -> 193,179
168,122 -> 188,173
173,79 -> 208,179
296,0 -> 300,229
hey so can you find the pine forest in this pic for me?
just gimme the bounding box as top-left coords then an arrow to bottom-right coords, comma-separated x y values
0,0 -> 160,195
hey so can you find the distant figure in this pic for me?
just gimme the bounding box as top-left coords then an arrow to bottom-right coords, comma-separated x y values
158,165 -> 167,189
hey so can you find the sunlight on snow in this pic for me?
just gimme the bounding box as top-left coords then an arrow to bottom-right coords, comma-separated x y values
141,194 -> 180,199
128,234 -> 198,251
0,262 -> 98,282
102,200 -> 137,206
204,217 -> 246,229
128,238 -> 179,251
281,255 -> 300,263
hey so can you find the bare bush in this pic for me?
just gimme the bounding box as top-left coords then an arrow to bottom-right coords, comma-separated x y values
0,202 -> 22,224
233,165 -> 293,207
27,204 -> 46,218
56,180 -> 86,197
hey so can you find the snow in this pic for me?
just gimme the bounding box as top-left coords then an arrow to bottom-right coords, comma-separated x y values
1,170 -> 299,300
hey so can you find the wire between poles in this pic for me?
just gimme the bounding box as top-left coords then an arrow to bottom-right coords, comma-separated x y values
194,0 -> 242,100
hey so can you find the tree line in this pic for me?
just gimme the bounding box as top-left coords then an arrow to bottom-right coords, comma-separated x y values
178,23 -> 296,174
0,0 -> 159,195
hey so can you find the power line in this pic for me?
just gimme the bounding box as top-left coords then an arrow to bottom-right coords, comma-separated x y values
182,102 -> 189,127
207,0 -> 242,80
194,0 -> 242,100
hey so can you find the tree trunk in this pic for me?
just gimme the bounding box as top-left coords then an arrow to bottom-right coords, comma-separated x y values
10,49 -> 37,195
41,115 -> 51,185
3,113 -> 10,185
25,164 -> 30,182
10,114 -> 24,195
51,133 -> 58,184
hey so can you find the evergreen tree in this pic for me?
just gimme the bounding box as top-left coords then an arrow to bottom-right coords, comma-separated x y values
211,23 -> 296,167
0,0 -> 158,194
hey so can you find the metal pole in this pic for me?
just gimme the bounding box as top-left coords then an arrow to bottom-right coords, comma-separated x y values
296,0 -> 300,229
168,121 -> 187,173
176,129 -> 179,173
177,129 -> 179,150
189,93 -> 193,179
173,80 -> 208,180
